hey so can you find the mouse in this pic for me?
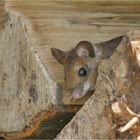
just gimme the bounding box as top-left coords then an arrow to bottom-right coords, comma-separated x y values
51,36 -> 123,100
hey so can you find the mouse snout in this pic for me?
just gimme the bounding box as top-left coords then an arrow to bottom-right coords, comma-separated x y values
71,85 -> 84,99
71,81 -> 95,99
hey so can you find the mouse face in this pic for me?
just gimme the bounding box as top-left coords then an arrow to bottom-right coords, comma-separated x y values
51,41 -> 98,100
51,36 -> 123,99
51,36 -> 123,100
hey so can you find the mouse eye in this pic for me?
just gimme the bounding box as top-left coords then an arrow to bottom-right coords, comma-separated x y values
78,67 -> 88,76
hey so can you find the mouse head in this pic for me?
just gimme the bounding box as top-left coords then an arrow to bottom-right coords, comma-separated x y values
51,41 -> 98,100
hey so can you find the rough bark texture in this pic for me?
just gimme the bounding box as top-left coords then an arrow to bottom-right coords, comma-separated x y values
56,31 -> 140,139
0,12 -> 59,133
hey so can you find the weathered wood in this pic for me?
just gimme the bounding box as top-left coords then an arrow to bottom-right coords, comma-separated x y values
56,31 -> 140,139
0,10 -> 61,137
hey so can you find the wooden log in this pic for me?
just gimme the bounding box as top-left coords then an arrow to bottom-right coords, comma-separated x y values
56,30 -> 140,139
0,9 -> 66,138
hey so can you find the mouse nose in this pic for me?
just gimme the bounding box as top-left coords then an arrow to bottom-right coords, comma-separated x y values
71,85 -> 84,99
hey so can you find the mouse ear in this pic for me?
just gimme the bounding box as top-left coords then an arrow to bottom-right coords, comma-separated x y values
51,48 -> 67,65
75,41 -> 95,57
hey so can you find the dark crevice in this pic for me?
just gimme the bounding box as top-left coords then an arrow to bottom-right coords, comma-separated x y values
26,111 -> 76,139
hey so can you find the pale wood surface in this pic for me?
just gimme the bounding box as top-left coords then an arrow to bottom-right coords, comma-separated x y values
5,0 -> 140,84
0,11 -> 58,133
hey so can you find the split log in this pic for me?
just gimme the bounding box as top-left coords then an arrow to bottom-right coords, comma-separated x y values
56,30 -> 140,139
0,9 -> 66,139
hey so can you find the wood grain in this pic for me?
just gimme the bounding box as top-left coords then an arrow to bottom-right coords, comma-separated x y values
5,0 -> 140,84
0,11 -> 58,133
